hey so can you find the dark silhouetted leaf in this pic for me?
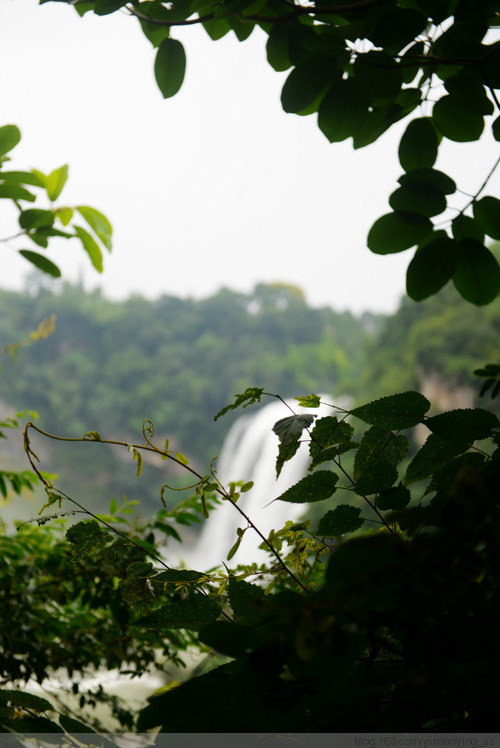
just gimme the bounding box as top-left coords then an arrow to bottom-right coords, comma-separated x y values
433,94 -> 484,141
351,391 -> 430,430
368,212 -> 432,254
406,235 -> 457,300
452,239 -> 500,305
317,505 -> 364,536
398,117 -> 439,171
154,38 -> 186,98
18,250 -> 61,278
405,434 -> 472,485
140,595 -> 221,631
473,196 -> 500,240
318,78 -> 368,142
276,470 -> 338,503
376,484 -> 411,511
426,408 -> 499,442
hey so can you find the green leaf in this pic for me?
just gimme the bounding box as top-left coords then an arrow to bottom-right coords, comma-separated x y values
318,78 -> 368,142
77,206 -> 113,250
74,225 -> 104,272
66,520 -> 110,560
272,413 -> 315,477
0,183 -> 36,202
451,214 -> 484,242
281,56 -> 336,114
0,170 -> 45,187
351,391 -> 430,431
154,38 -> 186,98
317,505 -> 364,536
473,196 -> 500,240
214,387 -> 264,420
309,416 -> 354,458
59,715 -> 99,735
266,23 -> 293,71
154,569 -> 207,584
19,209 -> 54,229
405,434 -> 473,485
0,125 -> 21,157
120,561 -> 155,616
493,115 -> 500,142
94,0 -> 129,14
376,484 -> 411,511
228,578 -> 266,624
425,408 -> 499,442
354,426 -> 407,495
355,51 -> 402,100
275,470 -> 339,504
399,117 -> 439,171
398,167 -> 456,194
139,595 -> 221,631
202,18 -> 231,41
389,182 -> 446,218
295,393 -> 321,408
433,94 -> 484,142
45,164 -> 69,201
0,689 -> 52,712
406,235 -> 457,300
18,250 -> 61,278
368,212 -> 432,254
452,239 -> 500,305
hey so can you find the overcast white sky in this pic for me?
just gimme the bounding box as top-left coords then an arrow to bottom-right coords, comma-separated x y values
1,0 -> 499,314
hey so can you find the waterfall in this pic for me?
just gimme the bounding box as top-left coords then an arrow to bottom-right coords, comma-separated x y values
182,396 -> 334,570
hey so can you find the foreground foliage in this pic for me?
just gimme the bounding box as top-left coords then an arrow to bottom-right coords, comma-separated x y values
51,0 -> 500,305
2,384 -> 499,733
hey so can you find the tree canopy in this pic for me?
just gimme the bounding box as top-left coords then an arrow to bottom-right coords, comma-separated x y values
49,0 -> 500,304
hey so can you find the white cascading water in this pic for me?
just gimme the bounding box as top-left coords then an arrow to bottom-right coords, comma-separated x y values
183,396 -> 334,570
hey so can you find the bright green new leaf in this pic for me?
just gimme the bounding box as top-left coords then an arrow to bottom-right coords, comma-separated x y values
0,125 -> 20,157
154,38 -> 186,99
473,196 -> 500,240
452,239 -> 500,305
426,408 -> 499,442
295,393 -> 321,408
398,117 -> 439,171
368,212 -> 432,254
45,164 -> 68,201
74,225 -> 104,272
18,250 -> 61,278
77,205 -> 113,250
272,413 -> 315,477
406,235 -> 457,300
317,505 -> 364,536
351,391 -> 430,431
275,470 -> 339,503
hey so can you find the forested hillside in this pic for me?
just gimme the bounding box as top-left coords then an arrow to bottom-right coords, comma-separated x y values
1,276 -> 499,517
0,280 -> 370,512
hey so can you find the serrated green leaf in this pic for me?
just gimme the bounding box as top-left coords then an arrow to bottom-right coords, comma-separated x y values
426,408 -> 499,442
45,164 -> 68,201
376,484 -> 411,511
276,470 -> 338,504
405,434 -> 473,485
272,413 -> 315,477
18,251 -> 61,278
0,125 -> 21,157
354,427 -> 408,495
77,205 -> 113,250
66,520 -> 110,560
121,561 -> 155,616
214,387 -> 264,420
139,595 -> 221,631
351,392 -> 430,431
317,505 -> 364,536
228,578 -> 266,624
74,225 -> 104,272
368,211 -> 432,254
295,393 -> 321,408
309,416 -> 354,457
154,38 -> 186,98
452,239 -> 500,305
